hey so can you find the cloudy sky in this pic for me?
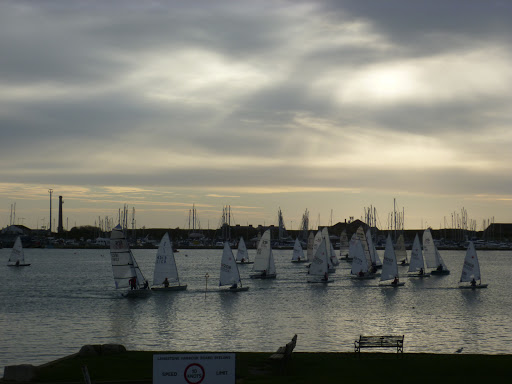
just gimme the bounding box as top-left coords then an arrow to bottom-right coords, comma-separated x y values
1,0 -> 511,232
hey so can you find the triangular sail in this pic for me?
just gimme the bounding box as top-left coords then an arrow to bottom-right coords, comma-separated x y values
153,233 -> 180,285
291,237 -> 304,261
268,248 -> 276,275
381,235 -> 399,282
366,229 -> 381,267
110,225 -> 147,290
8,237 -> 25,265
306,232 -> 315,261
350,238 -> 368,275
460,241 -> 481,282
395,234 -> 408,263
220,242 -> 241,286
408,234 -> 424,273
236,237 -> 249,262
339,230 -> 349,258
355,226 -> 372,268
422,228 -> 438,269
253,229 -> 271,272
309,238 -> 328,277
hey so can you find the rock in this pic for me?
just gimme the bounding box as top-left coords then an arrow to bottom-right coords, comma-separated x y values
101,344 -> 126,355
3,364 -> 37,382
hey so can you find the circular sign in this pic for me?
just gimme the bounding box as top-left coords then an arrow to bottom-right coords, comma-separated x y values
184,363 -> 205,384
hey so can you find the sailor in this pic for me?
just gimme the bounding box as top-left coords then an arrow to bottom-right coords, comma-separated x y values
322,272 -> 328,281
391,276 -> 399,285
15,260 -> 20,267
470,278 -> 477,287
163,277 -> 170,288
129,276 -> 137,290
230,283 -> 238,290
262,269 -> 267,277
358,270 -> 365,277
419,268 -> 424,276
437,264 -> 443,271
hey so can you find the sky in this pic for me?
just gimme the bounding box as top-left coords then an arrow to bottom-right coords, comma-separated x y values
1,0 -> 512,233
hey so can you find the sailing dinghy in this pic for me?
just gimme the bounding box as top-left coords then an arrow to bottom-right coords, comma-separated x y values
395,234 -> 409,266
407,234 -> 430,277
423,228 -> 450,275
236,237 -> 253,264
380,234 -> 405,287
110,224 -> 151,297
7,237 -> 30,267
350,235 -> 374,279
339,230 -> 351,261
220,242 -> 249,292
151,233 -> 187,291
307,238 -> 331,283
250,229 -> 276,279
459,241 -> 488,289
291,237 -> 307,263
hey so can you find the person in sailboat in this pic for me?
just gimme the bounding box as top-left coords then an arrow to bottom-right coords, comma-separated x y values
358,270 -> 365,277
262,269 -> 267,277
230,283 -> 238,290
437,264 -> 443,272
241,258 -> 245,263
391,276 -> 399,285
143,280 -> 149,289
370,263 -> 377,274
419,267 -> 424,276
163,277 -> 170,288
15,260 -> 20,267
129,276 -> 137,290
471,278 -> 477,287
322,272 -> 328,282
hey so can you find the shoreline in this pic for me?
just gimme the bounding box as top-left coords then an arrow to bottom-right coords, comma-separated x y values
4,348 -> 512,383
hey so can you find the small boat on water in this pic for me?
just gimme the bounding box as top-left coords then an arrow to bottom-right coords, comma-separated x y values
250,229 -> 276,279
110,224 -> 151,298
236,237 -> 253,264
291,237 -> 307,263
396,234 -> 409,266
408,234 -> 430,277
307,238 -> 331,283
350,235 -> 374,279
7,237 -> 30,267
423,228 -> 450,275
380,234 -> 405,287
151,233 -> 187,291
219,242 -> 249,292
459,241 -> 488,289
339,230 -> 351,261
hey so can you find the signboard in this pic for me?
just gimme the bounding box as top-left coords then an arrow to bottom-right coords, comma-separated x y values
153,353 -> 235,384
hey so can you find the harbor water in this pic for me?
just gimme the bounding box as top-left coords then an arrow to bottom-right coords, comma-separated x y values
1,247 -> 511,375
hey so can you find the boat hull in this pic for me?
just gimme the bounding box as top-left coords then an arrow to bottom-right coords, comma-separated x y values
408,273 -> 431,278
236,261 -> 254,265
459,284 -> 488,289
380,282 -> 406,287
250,273 -> 276,279
221,286 -> 250,292
431,270 -> 450,275
151,284 -> 188,291
291,260 -> 309,263
7,264 -> 31,267
351,275 -> 375,280
120,289 -> 152,298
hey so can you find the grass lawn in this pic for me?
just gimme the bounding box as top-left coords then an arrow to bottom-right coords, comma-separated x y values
16,350 -> 512,384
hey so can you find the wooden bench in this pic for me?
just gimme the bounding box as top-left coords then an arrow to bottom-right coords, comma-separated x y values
354,335 -> 404,354
269,334 -> 297,361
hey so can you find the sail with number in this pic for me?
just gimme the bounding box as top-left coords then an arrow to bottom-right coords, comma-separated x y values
307,238 -> 329,283
251,229 -> 276,278
151,232 -> 186,290
380,235 -> 400,283
423,228 -> 449,273
7,237 -> 30,267
236,237 -> 251,263
408,234 -> 427,275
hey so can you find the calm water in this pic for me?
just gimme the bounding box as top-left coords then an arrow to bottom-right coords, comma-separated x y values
1,247 -> 511,374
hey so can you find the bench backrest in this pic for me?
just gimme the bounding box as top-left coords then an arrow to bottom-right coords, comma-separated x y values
358,335 -> 404,346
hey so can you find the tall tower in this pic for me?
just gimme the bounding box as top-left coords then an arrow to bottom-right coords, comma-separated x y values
58,196 -> 64,234
48,189 -> 53,233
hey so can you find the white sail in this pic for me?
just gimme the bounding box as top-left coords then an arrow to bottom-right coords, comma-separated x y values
350,238 -> 368,275
153,233 -> 180,286
355,226 -> 372,268
291,237 -> 305,262
339,230 -> 349,258
306,232 -> 315,261
330,242 -> 339,266
435,248 -> 448,271
408,234 -> 425,273
268,248 -> 276,276
110,224 -> 148,290
308,238 -> 329,281
253,229 -> 272,272
220,242 -> 241,286
366,229 -> 382,267
395,234 -> 408,263
422,228 -> 438,269
8,237 -> 27,266
460,241 -> 481,282
380,235 -> 399,282
236,237 -> 249,262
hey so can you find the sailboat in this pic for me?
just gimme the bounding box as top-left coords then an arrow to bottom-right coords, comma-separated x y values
366,229 -> 382,270
291,237 -> 307,263
350,235 -> 374,279
407,234 -> 430,277
310,229 -> 335,273
236,237 -> 253,264
306,232 -> 315,262
380,234 -> 404,287
307,238 -> 331,283
151,233 -> 187,291
339,230 -> 351,261
355,226 -> 374,273
395,234 -> 409,266
7,237 -> 30,267
323,228 -> 339,268
459,241 -> 488,289
250,229 -> 276,279
110,224 -> 151,297
423,228 -> 450,275
219,242 -> 249,292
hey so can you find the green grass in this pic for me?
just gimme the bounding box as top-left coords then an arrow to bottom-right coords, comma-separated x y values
29,351 -> 512,384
